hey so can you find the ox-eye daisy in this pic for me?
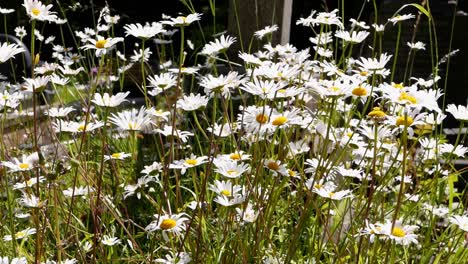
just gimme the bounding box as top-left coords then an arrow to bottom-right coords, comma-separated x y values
145,213 -> 190,238
23,0 -> 57,22
109,106 -> 153,131
81,36 -> 123,57
0,42 -> 25,63
2,152 -> 39,172
92,91 -> 130,107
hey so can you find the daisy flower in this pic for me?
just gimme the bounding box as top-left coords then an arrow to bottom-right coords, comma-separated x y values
3,227 -> 36,241
13,176 -> 45,190
309,32 -> 333,46
213,193 -> 245,207
209,180 -> 244,197
155,125 -> 194,143
269,108 -> 304,128
214,160 -> 250,178
239,52 -> 263,66
0,42 -> 25,63
446,104 -> 468,121
18,192 -> 45,208
207,122 -> 236,137
104,152 -> 131,161
92,91 -> 130,107
407,41 -> 426,51
2,152 -> 39,172
162,13 -> 202,27
62,186 -> 93,198
0,7 -> 14,14
381,220 -> 419,246
263,159 -> 289,177
170,154 -> 208,175
313,186 -> 353,200
147,73 -> 177,96
238,105 -> 275,135
240,78 -> 285,99
254,24 -> 279,39
23,0 -> 57,22
53,120 -> 104,133
200,35 -> 236,56
388,14 -> 415,25
124,22 -> 165,39
109,106 -> 153,131
236,203 -> 259,223
449,215 -> 468,232
101,235 -> 121,246
15,26 -> 27,39
130,47 -> 152,62
335,30 -> 369,44
199,71 -> 243,98
21,76 -> 50,93
176,93 -> 209,111
81,36 -> 124,57
356,53 -> 392,72
145,213 -> 190,237
154,252 -> 191,264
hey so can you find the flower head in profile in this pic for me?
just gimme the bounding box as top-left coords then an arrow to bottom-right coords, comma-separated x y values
23,0 -> 57,22
101,235 -> 121,246
388,14 -> 415,25
3,227 -> 36,241
104,152 -> 131,161
0,42 -> 25,63
176,93 -> 209,111
407,41 -> 426,51
446,104 -> 468,121
200,35 -> 236,56
0,7 -> 15,14
124,22 -> 165,39
109,106 -> 153,131
2,152 -> 39,172
449,215 -> 468,232
92,91 -> 130,107
53,120 -> 104,133
162,13 -> 202,27
254,24 -> 279,39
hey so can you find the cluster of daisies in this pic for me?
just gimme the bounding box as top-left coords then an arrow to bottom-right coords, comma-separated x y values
0,0 -> 468,263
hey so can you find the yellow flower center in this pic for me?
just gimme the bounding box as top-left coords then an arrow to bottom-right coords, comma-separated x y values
185,159 -> 198,166
15,231 -> 26,239
288,170 -> 296,177
111,153 -> 121,159
226,169 -> 238,176
352,86 -> 368,97
267,161 -> 280,171
399,92 -> 417,104
392,83 -> 404,89
18,163 -> 30,170
272,116 -> 288,126
359,71 -> 368,77
256,114 -> 269,124
396,116 -> 414,126
330,86 -> 340,92
78,125 -> 86,131
329,192 -> 335,198
31,8 -> 41,16
229,153 -> 241,160
26,179 -> 34,186
95,39 -> 107,49
220,189 -> 231,196
278,89 -> 286,93
128,122 -> 137,130
367,107 -> 386,118
160,218 -> 177,230
391,227 -> 406,238
314,184 -> 322,189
